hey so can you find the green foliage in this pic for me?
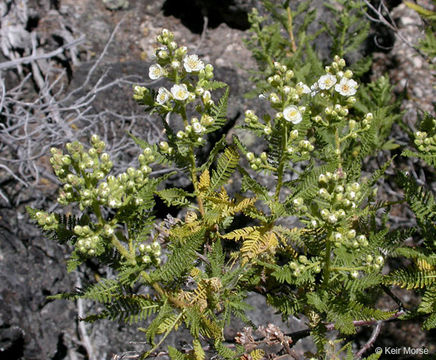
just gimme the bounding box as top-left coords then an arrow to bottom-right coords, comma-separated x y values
27,7 -> 436,360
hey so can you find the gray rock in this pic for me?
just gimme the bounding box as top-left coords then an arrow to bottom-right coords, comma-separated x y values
0,218 -> 76,359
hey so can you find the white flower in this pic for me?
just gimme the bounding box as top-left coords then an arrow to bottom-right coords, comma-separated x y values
334,78 -> 358,96
296,82 -> 310,94
283,105 -> 302,124
318,74 -> 337,90
192,122 -> 205,134
149,64 -> 164,80
183,54 -> 204,72
156,87 -> 171,105
171,84 -> 189,101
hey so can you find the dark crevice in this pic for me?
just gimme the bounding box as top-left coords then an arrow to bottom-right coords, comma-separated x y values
162,0 -> 250,34
25,15 -> 40,32
52,333 -> 67,360
0,325 -> 25,360
50,0 -> 60,11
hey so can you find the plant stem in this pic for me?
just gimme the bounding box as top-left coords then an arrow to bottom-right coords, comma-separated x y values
275,124 -> 288,201
190,146 -> 205,216
322,231 -> 332,289
335,128 -> 343,169
110,235 -> 187,309
286,6 -> 297,53
111,233 -> 134,263
140,309 -> 185,359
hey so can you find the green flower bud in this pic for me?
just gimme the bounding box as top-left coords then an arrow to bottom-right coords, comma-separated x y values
285,70 -> 294,80
293,197 -> 304,207
319,188 -> 330,199
347,229 -> 356,239
327,214 -> 338,224
320,209 -> 329,218
289,262 -> 298,270
318,174 -> 328,184
103,224 -> 114,237
375,255 -> 384,265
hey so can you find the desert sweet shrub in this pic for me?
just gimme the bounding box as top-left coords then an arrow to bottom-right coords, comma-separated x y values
28,5 -> 436,360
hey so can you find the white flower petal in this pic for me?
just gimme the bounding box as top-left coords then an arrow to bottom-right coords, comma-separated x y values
149,64 -> 164,80
283,105 -> 302,124
318,74 -> 337,90
183,54 -> 205,73
335,78 -> 358,96
156,87 -> 170,105
170,84 -> 189,101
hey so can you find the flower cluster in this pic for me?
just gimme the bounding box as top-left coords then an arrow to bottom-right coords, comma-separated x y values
309,56 -> 371,129
138,241 -> 162,265
133,29 -> 224,150
260,61 -> 309,125
148,29 -> 213,108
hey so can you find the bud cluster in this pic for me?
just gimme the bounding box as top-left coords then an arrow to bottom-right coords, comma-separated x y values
34,211 -> 58,230
176,115 -> 214,144
246,151 -> 270,171
315,170 -> 363,225
415,126 -> 436,154
73,224 -> 104,256
288,255 -> 321,279
332,229 -> 368,249
51,136 -> 112,207
50,136 -> 154,211
363,253 -> 385,271
138,241 -> 162,266
285,130 -> 315,157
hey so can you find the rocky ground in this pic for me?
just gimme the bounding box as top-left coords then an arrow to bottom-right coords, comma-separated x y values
0,0 -> 435,359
